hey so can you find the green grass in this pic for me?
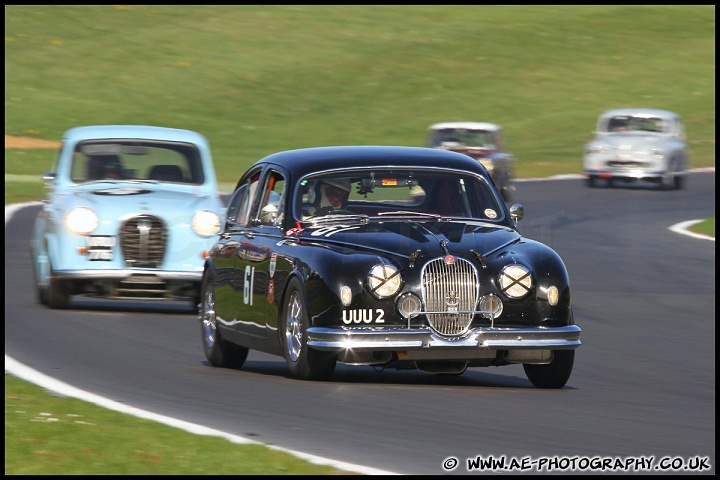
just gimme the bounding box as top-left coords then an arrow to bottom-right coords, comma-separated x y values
4,5 -> 715,475
688,217 -> 715,237
4,374 -> 349,475
4,5 -> 715,198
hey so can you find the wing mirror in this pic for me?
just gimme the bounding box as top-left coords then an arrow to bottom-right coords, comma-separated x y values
42,172 -> 56,191
509,203 -> 524,226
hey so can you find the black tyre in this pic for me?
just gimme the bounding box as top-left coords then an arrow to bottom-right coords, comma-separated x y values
46,264 -> 69,309
32,254 -> 49,306
586,176 -> 597,188
36,284 -> 49,305
674,175 -> 684,190
523,350 -> 575,389
280,277 -> 336,381
660,173 -> 676,190
31,243 -> 67,308
200,268 -> 248,369
661,160 -> 681,190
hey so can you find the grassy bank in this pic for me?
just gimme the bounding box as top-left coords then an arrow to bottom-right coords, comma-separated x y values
5,5 -> 715,204
4,374 -> 351,475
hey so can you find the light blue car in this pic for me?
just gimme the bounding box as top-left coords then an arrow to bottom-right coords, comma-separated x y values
30,125 -> 224,309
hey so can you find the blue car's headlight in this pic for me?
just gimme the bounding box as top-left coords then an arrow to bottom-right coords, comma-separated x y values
65,207 -> 98,235
192,210 -> 221,237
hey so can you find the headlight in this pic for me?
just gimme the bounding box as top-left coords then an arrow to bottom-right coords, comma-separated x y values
585,144 -> 609,155
192,210 -> 221,237
367,264 -> 402,298
651,148 -> 665,158
547,285 -> 559,306
499,264 -> 532,299
340,286 -> 352,306
66,207 -> 98,235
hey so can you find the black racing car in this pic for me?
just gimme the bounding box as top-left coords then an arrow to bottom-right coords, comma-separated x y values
199,145 -> 581,388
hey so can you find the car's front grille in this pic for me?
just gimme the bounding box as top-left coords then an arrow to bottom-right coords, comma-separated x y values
421,257 -> 479,336
119,215 -> 167,268
607,160 -> 648,168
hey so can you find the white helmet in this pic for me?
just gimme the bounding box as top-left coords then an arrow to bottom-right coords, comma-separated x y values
308,178 -> 351,203
323,178 -> 351,193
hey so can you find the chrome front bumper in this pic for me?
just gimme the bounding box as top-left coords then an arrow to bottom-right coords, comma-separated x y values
53,269 -> 202,282
307,325 -> 581,352
52,269 -> 203,300
584,167 -> 670,180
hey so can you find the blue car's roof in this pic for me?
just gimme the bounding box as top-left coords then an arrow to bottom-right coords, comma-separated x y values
61,125 -> 210,146
259,145 -> 489,179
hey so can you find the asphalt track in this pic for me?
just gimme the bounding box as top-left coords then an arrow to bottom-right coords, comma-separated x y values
5,170 -> 715,475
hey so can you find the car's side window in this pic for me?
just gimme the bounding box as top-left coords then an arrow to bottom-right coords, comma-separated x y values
255,170 -> 286,227
224,183 -> 248,226
225,171 -> 262,228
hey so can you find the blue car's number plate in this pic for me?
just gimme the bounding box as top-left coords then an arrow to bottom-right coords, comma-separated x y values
86,236 -> 115,261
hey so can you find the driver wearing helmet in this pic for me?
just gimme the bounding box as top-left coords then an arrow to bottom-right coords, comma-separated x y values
87,154 -> 123,180
306,177 -> 352,217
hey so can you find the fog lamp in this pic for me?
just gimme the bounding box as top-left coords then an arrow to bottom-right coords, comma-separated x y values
479,294 -> 503,319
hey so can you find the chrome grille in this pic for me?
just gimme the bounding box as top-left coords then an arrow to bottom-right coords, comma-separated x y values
421,257 -> 479,336
119,215 -> 167,268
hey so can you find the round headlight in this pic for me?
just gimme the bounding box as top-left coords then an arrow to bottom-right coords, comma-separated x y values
367,264 -> 402,298
586,144 -> 607,155
192,210 -> 221,237
66,207 -> 98,235
499,264 -> 532,299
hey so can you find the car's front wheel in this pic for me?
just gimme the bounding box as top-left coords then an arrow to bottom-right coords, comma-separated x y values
280,277 -> 336,381
32,241 -> 69,309
674,175 -> 684,190
523,349 -> 575,389
32,247 -> 50,305
661,159 -> 682,190
42,261 -> 70,309
46,267 -> 70,309
660,172 -> 676,190
200,268 -> 248,369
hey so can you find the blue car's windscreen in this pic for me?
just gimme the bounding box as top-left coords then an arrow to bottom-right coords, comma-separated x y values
69,140 -> 205,185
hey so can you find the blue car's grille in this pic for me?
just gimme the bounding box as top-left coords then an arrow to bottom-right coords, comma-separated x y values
421,257 -> 480,336
119,215 -> 167,268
